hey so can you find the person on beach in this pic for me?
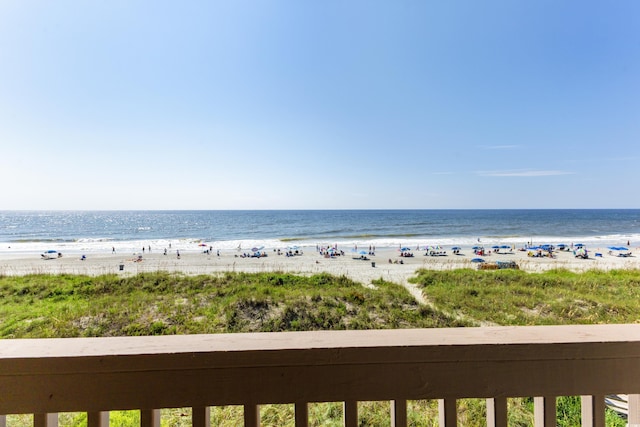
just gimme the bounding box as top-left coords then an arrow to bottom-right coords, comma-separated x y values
177,250 -> 180,259
112,246 -> 115,254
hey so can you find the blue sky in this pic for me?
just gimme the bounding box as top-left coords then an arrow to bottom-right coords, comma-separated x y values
1,1 -> 639,209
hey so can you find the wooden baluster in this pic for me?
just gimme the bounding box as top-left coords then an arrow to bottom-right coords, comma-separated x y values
391,399 -> 407,427
192,406 -> 210,427
486,397 -> 507,427
580,395 -> 604,427
343,400 -> 358,427
534,396 -> 556,427
0,414 -> 5,427
140,409 -> 160,427
34,413 -> 58,427
629,394 -> 640,427
87,411 -> 109,427
294,402 -> 308,427
438,399 -> 456,426
244,404 -> 260,427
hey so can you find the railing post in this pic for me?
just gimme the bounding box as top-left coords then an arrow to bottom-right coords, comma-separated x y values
580,395 -> 604,427
294,402 -> 308,427
88,411 -> 109,427
534,396 -> 556,427
34,413 -> 58,427
192,406 -> 210,427
486,397 -> 507,427
343,400 -> 358,427
391,399 -> 407,427
438,399 -> 457,426
140,409 -> 160,427
0,415 -> 5,427
244,404 -> 260,427
629,394 -> 640,427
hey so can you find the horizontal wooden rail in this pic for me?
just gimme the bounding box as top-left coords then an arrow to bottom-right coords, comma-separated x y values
1,325 -> 639,425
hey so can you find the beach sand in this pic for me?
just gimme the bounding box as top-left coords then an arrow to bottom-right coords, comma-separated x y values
1,247 -> 638,293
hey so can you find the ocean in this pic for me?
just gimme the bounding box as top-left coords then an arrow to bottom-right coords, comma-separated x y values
0,210 -> 639,255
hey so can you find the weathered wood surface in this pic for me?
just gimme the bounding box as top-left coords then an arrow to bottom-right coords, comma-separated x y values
1,325 -> 639,414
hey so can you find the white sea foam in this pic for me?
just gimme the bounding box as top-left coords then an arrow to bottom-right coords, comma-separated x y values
2,232 -> 639,257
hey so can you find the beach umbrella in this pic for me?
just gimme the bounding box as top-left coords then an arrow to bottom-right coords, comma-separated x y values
471,258 -> 485,263
472,246 -> 482,250
359,250 -> 368,255
500,245 -> 510,249
400,247 -> 411,252
451,246 -> 461,250
198,243 -> 207,247
574,243 -> 585,247
251,246 -> 264,252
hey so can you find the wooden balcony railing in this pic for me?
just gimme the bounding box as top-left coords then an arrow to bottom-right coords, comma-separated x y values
1,324 -> 639,427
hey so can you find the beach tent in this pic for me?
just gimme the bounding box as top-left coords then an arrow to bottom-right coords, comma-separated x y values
607,247 -> 632,257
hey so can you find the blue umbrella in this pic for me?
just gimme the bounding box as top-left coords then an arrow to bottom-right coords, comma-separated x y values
471,258 -> 485,263
500,245 -> 511,249
451,246 -> 461,250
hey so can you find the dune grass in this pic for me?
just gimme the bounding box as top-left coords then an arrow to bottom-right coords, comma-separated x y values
0,272 -> 468,339
1,269 -> 636,426
410,268 -> 640,325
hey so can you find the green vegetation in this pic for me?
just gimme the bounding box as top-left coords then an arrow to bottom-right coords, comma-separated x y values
0,272 -> 467,339
410,268 -> 640,325
2,269 -> 637,426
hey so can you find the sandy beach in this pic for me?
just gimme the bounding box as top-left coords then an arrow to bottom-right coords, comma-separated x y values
2,247 -> 639,292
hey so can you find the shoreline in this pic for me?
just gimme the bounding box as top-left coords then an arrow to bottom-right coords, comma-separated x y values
2,247 -> 639,286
